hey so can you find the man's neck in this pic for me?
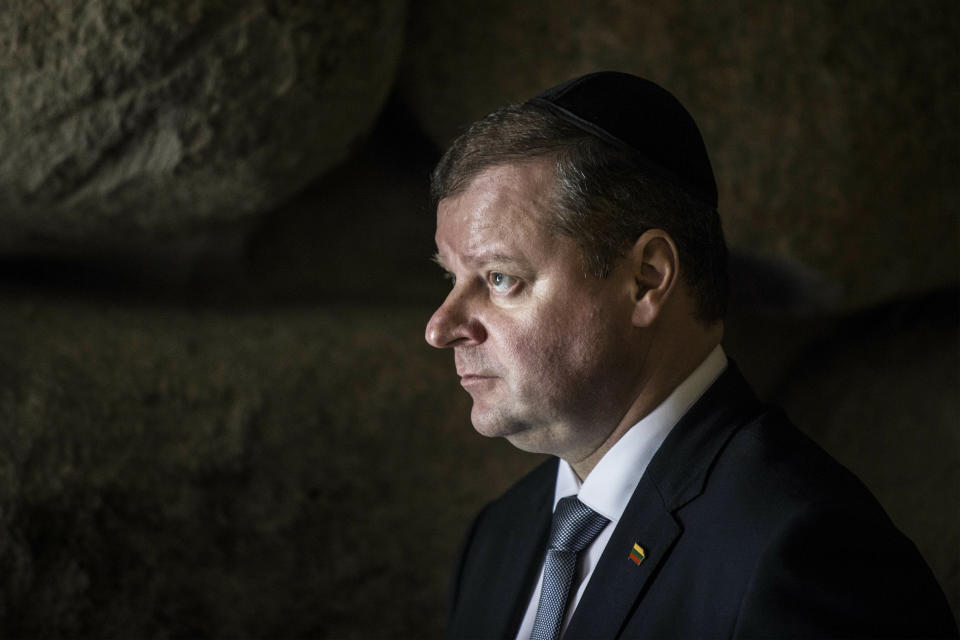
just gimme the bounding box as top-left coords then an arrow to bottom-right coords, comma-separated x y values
568,330 -> 723,480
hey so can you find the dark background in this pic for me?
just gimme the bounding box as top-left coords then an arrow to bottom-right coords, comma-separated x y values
0,1 -> 957,637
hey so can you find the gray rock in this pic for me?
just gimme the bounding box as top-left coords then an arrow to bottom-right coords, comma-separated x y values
244,107 -> 445,305
0,295 -> 538,637
399,0 -> 959,310
0,1 -> 406,253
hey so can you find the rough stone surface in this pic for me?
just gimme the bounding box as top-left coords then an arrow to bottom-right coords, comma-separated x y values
0,101 -> 447,307
0,295 -> 541,637
771,291 -> 959,622
0,291 -> 955,635
243,100 -> 444,306
400,0 -> 959,310
723,307 -> 839,401
0,0 -> 406,253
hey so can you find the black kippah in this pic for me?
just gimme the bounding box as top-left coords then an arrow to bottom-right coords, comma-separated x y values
528,71 -> 718,210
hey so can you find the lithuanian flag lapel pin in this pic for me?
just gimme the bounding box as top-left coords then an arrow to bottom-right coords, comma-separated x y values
628,542 -> 646,566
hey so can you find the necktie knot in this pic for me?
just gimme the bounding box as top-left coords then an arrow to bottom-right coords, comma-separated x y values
547,496 -> 609,554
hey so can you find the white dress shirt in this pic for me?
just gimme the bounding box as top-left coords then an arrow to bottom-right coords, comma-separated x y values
514,346 -> 728,639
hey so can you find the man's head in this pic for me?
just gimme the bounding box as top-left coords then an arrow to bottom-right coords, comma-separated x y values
425,72 -> 728,473
432,72 -> 727,324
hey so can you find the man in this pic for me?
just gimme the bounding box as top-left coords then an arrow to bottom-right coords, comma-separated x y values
424,72 -> 956,639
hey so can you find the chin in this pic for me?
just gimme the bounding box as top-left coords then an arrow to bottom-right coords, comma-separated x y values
471,407 -> 563,456
470,405 -> 530,441
502,430 -> 558,455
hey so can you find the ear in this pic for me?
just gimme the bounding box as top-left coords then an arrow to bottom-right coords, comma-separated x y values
628,229 -> 680,327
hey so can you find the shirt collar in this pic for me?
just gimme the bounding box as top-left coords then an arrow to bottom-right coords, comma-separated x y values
554,345 -> 728,522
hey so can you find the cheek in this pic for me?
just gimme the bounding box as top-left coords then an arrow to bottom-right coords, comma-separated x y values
506,301 -> 609,381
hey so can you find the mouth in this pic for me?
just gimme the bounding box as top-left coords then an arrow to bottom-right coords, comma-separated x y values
458,374 -> 498,387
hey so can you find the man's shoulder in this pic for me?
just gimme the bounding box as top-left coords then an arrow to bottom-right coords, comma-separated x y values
715,407 -> 886,516
649,386 -> 907,557
638,406 -> 958,637
641,363 -> 872,521
667,403 -> 893,544
676,405 -> 922,581
707,410 -> 958,637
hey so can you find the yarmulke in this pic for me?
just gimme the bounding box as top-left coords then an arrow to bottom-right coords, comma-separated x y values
528,71 -> 718,209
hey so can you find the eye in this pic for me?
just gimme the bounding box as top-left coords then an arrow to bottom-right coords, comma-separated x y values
489,271 -> 518,293
443,272 -> 456,286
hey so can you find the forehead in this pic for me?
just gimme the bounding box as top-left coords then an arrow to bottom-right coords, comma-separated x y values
434,160 -> 559,264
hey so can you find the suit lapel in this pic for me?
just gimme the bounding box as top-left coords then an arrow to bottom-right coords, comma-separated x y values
566,364 -> 763,638
492,493 -> 552,637
468,460 -> 554,638
564,474 -> 680,638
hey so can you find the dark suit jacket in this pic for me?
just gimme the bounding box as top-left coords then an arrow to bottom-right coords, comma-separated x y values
447,365 -> 957,639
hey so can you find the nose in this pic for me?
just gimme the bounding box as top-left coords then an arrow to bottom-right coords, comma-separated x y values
425,290 -> 487,348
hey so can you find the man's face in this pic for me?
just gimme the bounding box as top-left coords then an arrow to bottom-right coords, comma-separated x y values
425,160 -> 642,462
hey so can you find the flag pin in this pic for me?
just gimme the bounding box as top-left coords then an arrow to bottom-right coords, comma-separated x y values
628,542 -> 645,566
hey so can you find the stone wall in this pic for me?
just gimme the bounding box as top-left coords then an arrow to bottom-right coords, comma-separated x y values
0,1 -> 957,635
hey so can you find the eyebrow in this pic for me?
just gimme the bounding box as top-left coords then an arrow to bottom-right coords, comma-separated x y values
432,252 -> 525,270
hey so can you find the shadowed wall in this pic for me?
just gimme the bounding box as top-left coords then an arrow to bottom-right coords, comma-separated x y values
0,1 -> 957,636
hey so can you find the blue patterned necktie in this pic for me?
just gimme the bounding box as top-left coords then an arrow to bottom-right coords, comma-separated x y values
530,496 -> 610,640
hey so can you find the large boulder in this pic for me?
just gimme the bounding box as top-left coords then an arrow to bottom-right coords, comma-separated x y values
0,295 -> 540,637
0,0 -> 406,254
0,101 -> 446,306
400,0 -> 959,310
243,101 -> 445,306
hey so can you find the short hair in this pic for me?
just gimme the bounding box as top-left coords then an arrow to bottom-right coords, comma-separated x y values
431,102 -> 728,324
